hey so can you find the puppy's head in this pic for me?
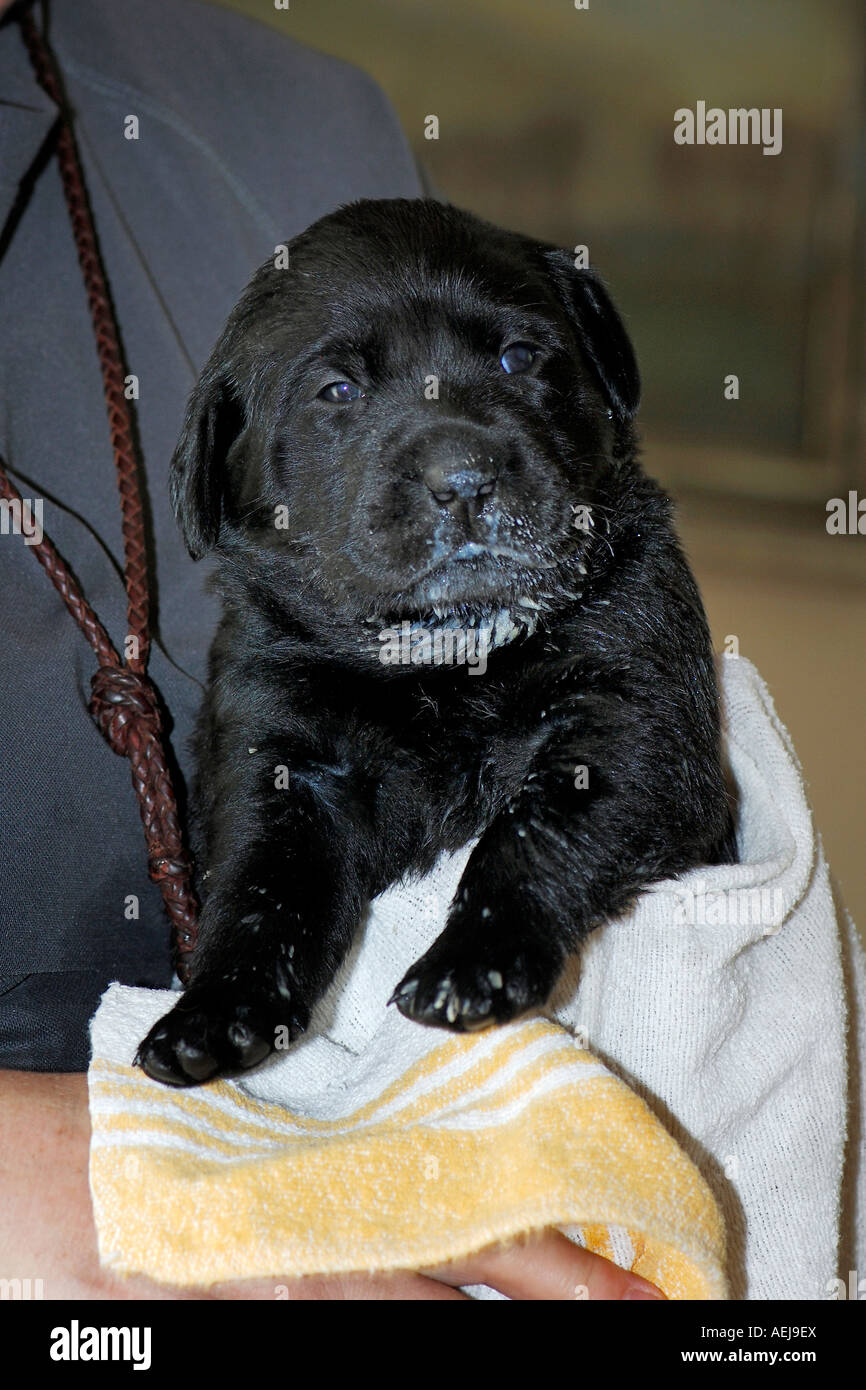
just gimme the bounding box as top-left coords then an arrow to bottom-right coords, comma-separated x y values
171,198 -> 639,632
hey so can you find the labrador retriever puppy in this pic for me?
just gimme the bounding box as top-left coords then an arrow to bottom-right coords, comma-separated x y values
136,197 -> 735,1086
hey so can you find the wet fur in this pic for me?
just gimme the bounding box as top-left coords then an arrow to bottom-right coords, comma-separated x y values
136,198 -> 735,1086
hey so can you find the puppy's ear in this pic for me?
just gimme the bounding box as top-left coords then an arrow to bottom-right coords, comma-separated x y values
169,366 -> 245,560
543,250 -> 640,421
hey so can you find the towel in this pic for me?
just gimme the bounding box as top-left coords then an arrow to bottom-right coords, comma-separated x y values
89,996 -> 726,1298
87,655 -> 860,1298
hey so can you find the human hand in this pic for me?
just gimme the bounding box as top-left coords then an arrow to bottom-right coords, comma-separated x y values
0,1070 -> 663,1300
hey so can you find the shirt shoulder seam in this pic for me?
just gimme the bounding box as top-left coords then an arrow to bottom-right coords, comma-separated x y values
53,46 -> 281,240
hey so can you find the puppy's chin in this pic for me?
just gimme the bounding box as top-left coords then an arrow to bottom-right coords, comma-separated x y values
352,558 -> 539,626
350,553 -> 589,667
409,563 -> 534,612
295,530 -> 590,661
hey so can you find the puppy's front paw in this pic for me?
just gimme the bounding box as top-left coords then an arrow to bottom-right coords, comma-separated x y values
389,935 -> 561,1033
134,983 -> 308,1087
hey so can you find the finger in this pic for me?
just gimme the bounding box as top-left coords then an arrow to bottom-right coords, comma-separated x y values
213,1270 -> 471,1300
423,1228 -> 666,1300
326,1272 -> 471,1301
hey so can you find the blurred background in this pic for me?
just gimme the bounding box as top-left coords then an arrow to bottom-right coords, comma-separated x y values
215,0 -> 865,933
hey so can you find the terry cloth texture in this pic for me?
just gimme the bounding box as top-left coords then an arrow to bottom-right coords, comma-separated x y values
87,656 -> 863,1299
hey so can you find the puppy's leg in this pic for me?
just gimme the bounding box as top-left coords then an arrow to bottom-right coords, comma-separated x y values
391,685 -> 730,1032
389,796 -> 569,1032
135,757 -> 368,1086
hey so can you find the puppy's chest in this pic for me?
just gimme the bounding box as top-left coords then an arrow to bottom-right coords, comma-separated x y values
371,679 -> 550,835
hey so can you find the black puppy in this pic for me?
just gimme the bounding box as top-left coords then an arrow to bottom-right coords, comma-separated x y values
136,198 -> 735,1087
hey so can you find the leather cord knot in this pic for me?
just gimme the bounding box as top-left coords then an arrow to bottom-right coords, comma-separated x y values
89,664 -> 162,756
89,663 -> 197,978
0,11 -> 201,981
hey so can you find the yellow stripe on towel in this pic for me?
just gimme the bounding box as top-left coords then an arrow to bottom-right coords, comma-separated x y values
89,1017 -> 727,1297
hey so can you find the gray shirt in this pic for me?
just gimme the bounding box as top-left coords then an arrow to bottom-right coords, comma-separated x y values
0,0 -> 422,1068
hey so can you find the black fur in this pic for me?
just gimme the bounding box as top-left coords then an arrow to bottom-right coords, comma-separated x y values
136,198 -> 735,1087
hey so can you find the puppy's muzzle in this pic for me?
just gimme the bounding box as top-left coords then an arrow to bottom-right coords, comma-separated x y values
416,427 -> 499,527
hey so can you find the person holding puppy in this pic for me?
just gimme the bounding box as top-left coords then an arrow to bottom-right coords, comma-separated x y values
0,0 -> 664,1300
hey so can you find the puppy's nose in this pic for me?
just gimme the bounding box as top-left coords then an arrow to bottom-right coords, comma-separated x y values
423,460 -> 497,509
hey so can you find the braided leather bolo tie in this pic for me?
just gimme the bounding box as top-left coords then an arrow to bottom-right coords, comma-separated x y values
0,9 -> 199,980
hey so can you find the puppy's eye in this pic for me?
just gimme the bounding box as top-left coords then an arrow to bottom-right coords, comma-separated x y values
499,342 -> 539,374
318,380 -> 364,403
